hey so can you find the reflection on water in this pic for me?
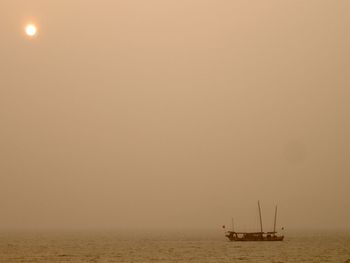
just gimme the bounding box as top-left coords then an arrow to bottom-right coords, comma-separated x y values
0,230 -> 349,262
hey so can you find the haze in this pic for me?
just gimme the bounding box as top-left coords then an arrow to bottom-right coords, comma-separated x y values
1,0 -> 349,231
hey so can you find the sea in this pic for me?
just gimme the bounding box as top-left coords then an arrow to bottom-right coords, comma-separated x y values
0,229 -> 349,262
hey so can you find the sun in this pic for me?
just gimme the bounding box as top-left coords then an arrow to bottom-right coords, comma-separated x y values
25,24 -> 38,37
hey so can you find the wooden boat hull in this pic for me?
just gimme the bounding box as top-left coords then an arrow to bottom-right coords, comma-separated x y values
227,236 -> 284,241
226,232 -> 284,242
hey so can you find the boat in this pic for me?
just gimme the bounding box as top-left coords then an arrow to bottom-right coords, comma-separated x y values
224,201 -> 284,241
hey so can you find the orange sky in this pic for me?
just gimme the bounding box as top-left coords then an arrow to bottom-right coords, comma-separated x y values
0,0 -> 350,231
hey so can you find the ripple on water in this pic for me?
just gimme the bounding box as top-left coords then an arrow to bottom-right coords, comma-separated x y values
0,232 -> 349,263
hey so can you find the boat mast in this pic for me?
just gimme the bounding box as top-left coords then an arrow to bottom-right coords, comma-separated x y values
231,218 -> 234,232
273,205 -> 277,233
258,201 -> 263,233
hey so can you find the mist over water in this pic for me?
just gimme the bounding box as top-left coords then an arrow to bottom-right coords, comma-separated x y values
1,0 -> 350,232
1,1 -> 350,261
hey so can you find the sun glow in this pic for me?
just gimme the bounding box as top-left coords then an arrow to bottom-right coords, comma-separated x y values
25,24 -> 38,37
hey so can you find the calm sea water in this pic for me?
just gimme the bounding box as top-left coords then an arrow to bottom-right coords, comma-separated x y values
0,230 -> 349,262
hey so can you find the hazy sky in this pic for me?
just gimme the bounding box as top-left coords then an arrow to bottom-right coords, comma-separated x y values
1,0 -> 349,231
